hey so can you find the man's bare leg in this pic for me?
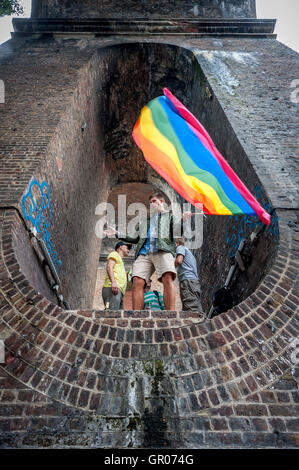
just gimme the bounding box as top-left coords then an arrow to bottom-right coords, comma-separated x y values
132,276 -> 146,310
162,272 -> 175,310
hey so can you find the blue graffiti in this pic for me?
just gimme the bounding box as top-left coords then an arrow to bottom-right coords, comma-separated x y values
22,179 -> 62,271
226,184 -> 279,258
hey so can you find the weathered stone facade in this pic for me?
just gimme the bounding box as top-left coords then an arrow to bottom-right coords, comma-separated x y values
31,0 -> 257,19
0,0 -> 298,449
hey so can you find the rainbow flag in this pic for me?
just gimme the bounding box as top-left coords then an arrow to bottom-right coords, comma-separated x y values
132,88 -> 271,225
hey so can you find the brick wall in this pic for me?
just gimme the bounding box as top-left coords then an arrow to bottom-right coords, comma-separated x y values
0,37 -> 110,309
0,41 -> 199,310
0,33 -> 298,448
32,52 -> 111,309
0,208 -> 298,448
189,67 -> 246,307
188,39 -> 297,311
11,211 -> 57,304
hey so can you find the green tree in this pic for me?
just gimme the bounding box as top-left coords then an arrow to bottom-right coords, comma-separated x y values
0,0 -> 24,17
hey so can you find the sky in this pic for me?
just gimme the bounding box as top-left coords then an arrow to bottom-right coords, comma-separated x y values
0,0 -> 298,52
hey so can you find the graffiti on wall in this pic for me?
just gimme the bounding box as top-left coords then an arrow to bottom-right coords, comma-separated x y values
22,179 -> 62,271
226,184 -> 279,258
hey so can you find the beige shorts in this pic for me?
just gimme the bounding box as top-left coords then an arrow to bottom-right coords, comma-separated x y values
131,252 -> 176,283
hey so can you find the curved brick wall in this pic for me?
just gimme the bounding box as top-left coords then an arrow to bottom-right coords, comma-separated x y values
0,40 -> 279,312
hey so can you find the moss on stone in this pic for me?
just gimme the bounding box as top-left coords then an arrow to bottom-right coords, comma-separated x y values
104,417 -> 123,429
155,359 -> 164,375
150,360 -> 165,395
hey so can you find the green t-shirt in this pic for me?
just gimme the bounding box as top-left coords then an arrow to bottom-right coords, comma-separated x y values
104,251 -> 127,295
144,290 -> 165,310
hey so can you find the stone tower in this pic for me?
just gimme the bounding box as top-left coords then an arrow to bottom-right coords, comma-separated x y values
0,1 -> 298,449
